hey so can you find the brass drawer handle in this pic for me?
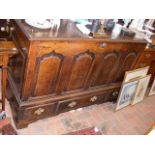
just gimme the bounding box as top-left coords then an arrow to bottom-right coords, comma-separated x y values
67,101 -> 77,108
90,96 -> 98,102
145,53 -> 151,58
34,108 -> 45,115
99,43 -> 107,48
112,91 -> 119,97
10,27 -> 15,31
0,27 -> 5,32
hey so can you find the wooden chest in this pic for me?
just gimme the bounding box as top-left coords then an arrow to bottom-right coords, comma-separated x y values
6,20 -> 147,128
135,47 -> 155,85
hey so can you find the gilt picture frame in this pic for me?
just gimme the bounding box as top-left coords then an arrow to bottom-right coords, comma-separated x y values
116,80 -> 138,111
123,66 -> 150,83
131,74 -> 151,105
148,77 -> 155,96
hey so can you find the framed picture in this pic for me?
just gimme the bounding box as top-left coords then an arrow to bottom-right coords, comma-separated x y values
146,123 -> 155,135
131,74 -> 151,105
148,77 -> 155,96
123,66 -> 150,83
116,80 -> 138,111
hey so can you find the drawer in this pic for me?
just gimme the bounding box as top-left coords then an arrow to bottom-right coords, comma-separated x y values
106,88 -> 120,103
56,93 -> 109,114
20,102 -> 57,121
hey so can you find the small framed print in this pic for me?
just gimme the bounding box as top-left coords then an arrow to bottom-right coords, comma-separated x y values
131,74 -> 151,105
116,80 -> 138,111
123,66 -> 149,83
148,77 -> 155,96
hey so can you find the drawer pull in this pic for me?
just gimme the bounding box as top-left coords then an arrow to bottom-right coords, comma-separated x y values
99,43 -> 107,48
10,27 -> 15,32
90,96 -> 98,102
112,91 -> 119,97
1,27 -> 5,32
34,108 -> 45,115
67,101 -> 77,108
145,53 -> 151,58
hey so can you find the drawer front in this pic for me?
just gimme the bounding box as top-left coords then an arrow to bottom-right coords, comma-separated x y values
56,95 -> 100,114
105,88 -> 120,102
56,91 -> 116,114
20,102 -> 57,121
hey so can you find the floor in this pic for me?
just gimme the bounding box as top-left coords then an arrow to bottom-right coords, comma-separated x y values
5,95 -> 155,135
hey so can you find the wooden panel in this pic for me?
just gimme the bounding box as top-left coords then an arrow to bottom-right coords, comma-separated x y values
115,51 -> 138,82
91,51 -> 120,87
134,50 -> 155,85
67,50 -> 95,91
31,51 -> 64,96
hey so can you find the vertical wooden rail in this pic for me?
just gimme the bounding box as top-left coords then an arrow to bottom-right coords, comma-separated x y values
1,54 -> 9,111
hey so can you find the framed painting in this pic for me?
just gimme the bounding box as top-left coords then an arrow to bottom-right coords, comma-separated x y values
123,66 -> 150,83
116,80 -> 138,111
148,77 -> 155,96
131,74 -> 151,105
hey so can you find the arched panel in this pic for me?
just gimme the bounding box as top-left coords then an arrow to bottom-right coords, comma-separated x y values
115,51 -> 138,82
31,51 -> 64,96
92,51 -> 119,86
67,50 -> 95,91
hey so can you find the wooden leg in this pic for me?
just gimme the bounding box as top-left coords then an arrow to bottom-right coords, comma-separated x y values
1,55 -> 9,111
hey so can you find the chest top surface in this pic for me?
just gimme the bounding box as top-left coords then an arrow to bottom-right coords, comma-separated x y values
14,19 -> 147,44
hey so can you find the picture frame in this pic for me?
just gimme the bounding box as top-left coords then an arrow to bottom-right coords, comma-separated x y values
148,77 -> 155,96
123,66 -> 150,83
131,74 -> 151,105
146,123 -> 155,135
116,80 -> 138,111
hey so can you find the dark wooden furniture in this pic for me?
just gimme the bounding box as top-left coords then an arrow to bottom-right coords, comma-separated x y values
0,41 -> 17,112
6,20 -> 147,128
135,46 -> 155,85
0,20 -> 12,41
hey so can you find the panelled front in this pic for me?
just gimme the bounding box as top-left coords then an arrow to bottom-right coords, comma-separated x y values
27,41 -> 107,99
23,41 -> 144,101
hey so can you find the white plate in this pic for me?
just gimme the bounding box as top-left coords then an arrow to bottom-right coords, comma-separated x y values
25,19 -> 52,29
76,24 -> 90,35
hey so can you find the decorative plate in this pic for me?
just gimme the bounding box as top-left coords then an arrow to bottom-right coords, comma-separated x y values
25,19 -> 52,29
